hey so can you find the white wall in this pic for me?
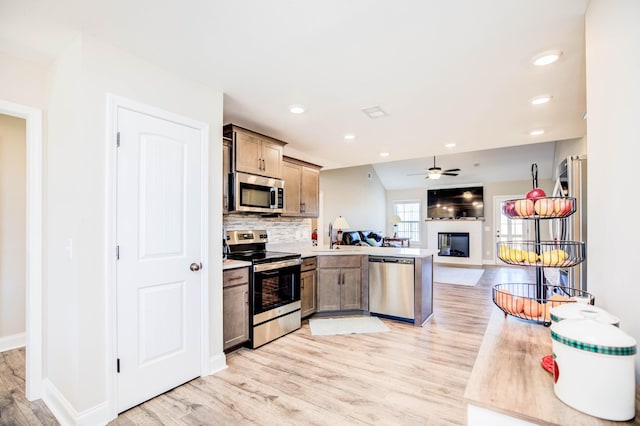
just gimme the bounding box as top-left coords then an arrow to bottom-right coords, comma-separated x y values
586,0 -> 640,381
0,114 -> 26,350
45,34 -> 224,418
320,165 -> 386,241
0,51 -> 48,108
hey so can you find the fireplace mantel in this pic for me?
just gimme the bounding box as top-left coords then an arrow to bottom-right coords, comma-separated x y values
427,220 -> 483,266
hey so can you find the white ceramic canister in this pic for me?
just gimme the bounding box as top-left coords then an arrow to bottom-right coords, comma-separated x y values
550,303 -> 620,327
550,314 -> 637,421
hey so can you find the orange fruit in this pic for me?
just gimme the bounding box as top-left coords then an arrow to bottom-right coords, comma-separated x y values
495,289 -> 513,312
523,299 -> 543,319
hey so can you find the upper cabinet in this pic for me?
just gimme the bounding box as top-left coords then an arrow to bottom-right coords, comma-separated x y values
222,137 -> 231,213
224,124 -> 285,179
282,156 -> 321,217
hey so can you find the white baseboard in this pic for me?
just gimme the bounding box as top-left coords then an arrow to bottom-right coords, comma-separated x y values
0,332 -> 26,352
42,379 -> 111,426
209,351 -> 227,374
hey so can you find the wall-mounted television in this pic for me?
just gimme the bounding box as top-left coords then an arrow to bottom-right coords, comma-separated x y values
427,186 -> 484,219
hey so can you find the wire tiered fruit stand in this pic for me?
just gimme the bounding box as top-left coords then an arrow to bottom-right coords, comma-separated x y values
493,164 -> 590,326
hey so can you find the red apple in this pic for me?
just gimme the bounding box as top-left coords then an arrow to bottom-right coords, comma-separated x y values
502,200 -> 516,217
526,187 -> 546,200
534,198 -> 555,216
515,199 -> 534,217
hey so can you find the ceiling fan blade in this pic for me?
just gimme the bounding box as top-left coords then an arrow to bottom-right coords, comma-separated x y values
444,168 -> 461,173
442,172 -> 459,176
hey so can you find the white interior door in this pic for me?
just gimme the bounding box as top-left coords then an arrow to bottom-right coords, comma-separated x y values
493,195 -> 533,263
116,107 -> 203,413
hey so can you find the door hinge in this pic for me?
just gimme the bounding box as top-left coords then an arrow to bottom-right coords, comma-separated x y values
117,358 -> 120,373
116,245 -> 120,260
116,132 -> 121,147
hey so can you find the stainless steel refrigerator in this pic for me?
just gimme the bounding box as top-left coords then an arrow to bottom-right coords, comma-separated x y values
551,155 -> 587,291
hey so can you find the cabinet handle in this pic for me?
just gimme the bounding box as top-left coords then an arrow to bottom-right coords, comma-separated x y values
262,159 -> 265,170
258,158 -> 262,170
244,291 -> 248,304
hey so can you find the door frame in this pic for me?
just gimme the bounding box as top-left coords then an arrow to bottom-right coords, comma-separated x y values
0,99 -> 43,401
105,94 -> 210,419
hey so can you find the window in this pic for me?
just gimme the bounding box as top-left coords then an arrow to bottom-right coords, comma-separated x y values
393,201 -> 421,242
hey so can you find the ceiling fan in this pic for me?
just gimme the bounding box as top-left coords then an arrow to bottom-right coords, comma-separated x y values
409,156 -> 461,180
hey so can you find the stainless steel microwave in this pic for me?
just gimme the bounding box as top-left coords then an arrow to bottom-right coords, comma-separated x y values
229,172 -> 285,214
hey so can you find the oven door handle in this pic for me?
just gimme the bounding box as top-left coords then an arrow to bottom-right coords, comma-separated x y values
253,258 -> 302,272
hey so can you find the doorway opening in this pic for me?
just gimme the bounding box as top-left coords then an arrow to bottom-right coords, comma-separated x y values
0,99 -> 44,401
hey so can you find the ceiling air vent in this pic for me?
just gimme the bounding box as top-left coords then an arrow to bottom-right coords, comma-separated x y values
361,105 -> 388,119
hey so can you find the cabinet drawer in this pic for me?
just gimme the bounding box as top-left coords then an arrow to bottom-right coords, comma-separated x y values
301,256 -> 317,272
318,255 -> 362,269
223,267 -> 249,288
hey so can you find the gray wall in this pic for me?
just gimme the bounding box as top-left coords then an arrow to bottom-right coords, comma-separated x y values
320,165 -> 387,242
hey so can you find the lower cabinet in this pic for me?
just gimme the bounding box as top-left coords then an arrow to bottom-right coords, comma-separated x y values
317,255 -> 362,312
300,257 -> 317,318
223,267 -> 249,350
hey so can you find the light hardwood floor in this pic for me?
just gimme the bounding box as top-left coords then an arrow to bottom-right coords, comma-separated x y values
0,265 -> 535,425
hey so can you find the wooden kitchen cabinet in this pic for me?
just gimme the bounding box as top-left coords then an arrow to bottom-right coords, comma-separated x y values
223,267 -> 250,350
300,257 -> 317,318
282,156 -> 321,217
224,124 -> 285,179
222,137 -> 231,213
317,255 -> 362,312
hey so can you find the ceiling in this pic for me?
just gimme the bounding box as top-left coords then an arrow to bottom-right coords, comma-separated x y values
0,0 -> 588,187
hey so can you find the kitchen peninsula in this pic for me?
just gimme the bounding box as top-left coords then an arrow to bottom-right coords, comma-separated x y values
300,246 -> 437,327
465,310 -> 640,425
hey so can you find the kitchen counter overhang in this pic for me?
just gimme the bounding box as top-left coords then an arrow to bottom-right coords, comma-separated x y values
464,309 -> 640,425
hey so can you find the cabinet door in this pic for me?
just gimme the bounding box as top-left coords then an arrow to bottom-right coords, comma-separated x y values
341,268 -> 362,310
261,139 -> 283,178
234,131 -> 262,175
282,161 -> 302,216
223,283 -> 249,350
300,166 -> 319,217
317,268 -> 341,312
300,270 -> 317,318
223,140 -> 230,213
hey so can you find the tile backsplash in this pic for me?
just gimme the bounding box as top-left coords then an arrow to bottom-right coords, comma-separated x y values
223,214 -> 313,246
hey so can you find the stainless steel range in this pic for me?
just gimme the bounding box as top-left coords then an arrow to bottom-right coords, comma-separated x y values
225,230 -> 302,348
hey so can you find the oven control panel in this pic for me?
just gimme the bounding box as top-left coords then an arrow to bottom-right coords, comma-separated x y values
226,229 -> 268,246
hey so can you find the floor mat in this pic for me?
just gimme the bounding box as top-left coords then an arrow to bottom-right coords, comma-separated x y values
309,316 -> 390,336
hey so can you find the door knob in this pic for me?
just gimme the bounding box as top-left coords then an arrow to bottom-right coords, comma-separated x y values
190,262 -> 202,272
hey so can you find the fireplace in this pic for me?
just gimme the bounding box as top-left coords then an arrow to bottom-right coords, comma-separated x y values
438,232 -> 470,257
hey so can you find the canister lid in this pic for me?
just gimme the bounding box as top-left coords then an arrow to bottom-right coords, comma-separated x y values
550,304 -> 620,326
550,314 -> 636,356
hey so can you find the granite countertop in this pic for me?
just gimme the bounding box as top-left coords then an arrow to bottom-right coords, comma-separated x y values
222,259 -> 251,270
464,308 -> 640,425
298,245 -> 437,259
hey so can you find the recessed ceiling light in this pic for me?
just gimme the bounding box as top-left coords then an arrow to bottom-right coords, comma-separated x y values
445,143 -> 456,148
344,134 -> 356,140
532,50 -> 562,66
380,152 -> 390,157
530,129 -> 545,136
361,105 -> 388,119
289,104 -> 305,114
530,95 -> 552,105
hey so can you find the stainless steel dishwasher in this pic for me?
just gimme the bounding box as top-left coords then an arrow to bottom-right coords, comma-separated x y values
368,256 -> 415,322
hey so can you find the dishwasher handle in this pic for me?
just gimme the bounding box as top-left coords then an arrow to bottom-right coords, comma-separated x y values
368,256 -> 414,265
